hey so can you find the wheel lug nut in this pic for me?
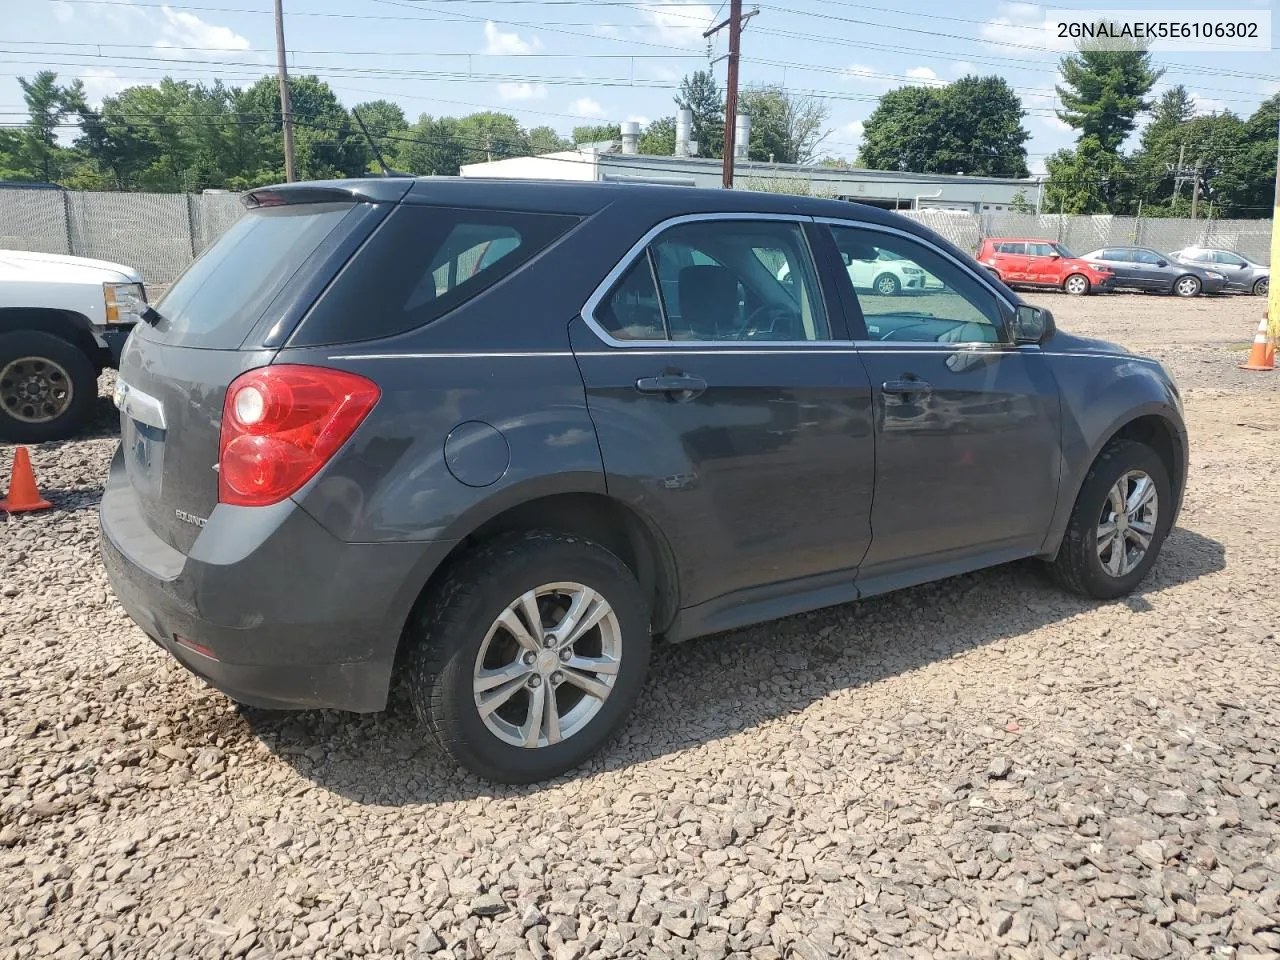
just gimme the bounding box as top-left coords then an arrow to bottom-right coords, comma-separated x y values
551,672 -> 563,686
522,652 -> 536,665
528,676 -> 542,688
560,649 -> 571,662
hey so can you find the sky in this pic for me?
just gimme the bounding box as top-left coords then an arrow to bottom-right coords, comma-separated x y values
2,0 -> 1278,175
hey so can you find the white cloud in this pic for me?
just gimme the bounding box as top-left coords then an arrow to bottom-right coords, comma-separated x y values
483,20 -> 540,55
981,2 -> 1044,48
844,120 -> 865,137
51,2 -> 73,22
951,61 -> 976,76
154,6 -> 255,59
905,66 -> 943,85
637,1 -> 718,48
844,64 -> 893,91
80,68 -> 133,105
627,114 -> 651,126
569,97 -> 607,119
1036,114 -> 1073,132
497,82 -> 548,101
1190,92 -> 1229,115
647,63 -> 682,83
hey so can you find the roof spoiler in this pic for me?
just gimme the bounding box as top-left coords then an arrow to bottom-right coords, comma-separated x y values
241,178 -> 415,209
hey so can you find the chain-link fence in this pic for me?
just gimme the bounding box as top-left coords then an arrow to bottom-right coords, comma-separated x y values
901,209 -> 1273,264
0,186 -> 1273,286
0,188 -> 245,285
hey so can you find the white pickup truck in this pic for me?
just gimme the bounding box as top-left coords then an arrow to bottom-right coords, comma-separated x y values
0,249 -> 148,442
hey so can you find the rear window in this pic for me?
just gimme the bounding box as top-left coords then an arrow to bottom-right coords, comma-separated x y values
291,205 -> 580,346
146,202 -> 358,349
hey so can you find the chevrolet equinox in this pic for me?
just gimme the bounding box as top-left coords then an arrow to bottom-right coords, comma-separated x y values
100,178 -> 1188,784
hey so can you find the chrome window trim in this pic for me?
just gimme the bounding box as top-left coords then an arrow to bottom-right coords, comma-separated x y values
579,212 -> 836,349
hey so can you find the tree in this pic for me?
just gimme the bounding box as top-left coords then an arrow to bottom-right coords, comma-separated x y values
238,75 -> 370,184
398,115 -> 467,176
458,112 -> 530,165
14,72 -> 85,182
638,116 -> 676,155
1043,135 -> 1129,213
352,99 -> 408,168
572,124 -> 621,145
1055,34 -> 1163,154
675,71 -> 724,159
738,85 -> 830,164
861,76 -> 1029,177
528,126 -> 571,154
859,87 -> 948,173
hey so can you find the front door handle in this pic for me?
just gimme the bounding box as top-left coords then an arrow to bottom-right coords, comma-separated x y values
882,378 -> 932,396
636,374 -> 707,398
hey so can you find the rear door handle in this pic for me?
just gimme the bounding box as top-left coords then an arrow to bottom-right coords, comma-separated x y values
882,379 -> 932,396
636,374 -> 707,397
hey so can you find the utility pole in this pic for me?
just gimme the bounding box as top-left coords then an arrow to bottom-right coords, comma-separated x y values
274,0 -> 296,182
704,3 -> 758,189
1190,158 -> 1202,221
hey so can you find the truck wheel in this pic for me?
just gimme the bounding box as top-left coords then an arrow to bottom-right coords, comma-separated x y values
1048,439 -> 1173,600
0,331 -> 97,443
405,530 -> 652,784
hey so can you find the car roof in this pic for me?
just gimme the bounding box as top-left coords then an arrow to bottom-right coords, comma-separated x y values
985,237 -> 1059,243
247,175 -> 940,228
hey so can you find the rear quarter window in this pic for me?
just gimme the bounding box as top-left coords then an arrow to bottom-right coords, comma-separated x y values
291,205 -> 580,346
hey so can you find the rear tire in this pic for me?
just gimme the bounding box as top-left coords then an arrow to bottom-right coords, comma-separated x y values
1172,275 -> 1201,298
1063,274 -> 1091,296
1254,276 -> 1269,297
405,530 -> 651,784
0,330 -> 96,443
1048,439 -> 1173,600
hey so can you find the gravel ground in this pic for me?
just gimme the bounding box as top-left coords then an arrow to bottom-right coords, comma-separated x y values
1,292 -> 1278,960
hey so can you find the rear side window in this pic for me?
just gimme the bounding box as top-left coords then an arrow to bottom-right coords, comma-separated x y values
146,202 -> 358,349
293,205 -> 579,346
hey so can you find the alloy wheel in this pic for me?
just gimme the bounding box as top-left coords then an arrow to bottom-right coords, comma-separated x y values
1096,470 -> 1159,578
0,356 -> 74,424
1065,275 -> 1089,295
1175,277 -> 1199,297
473,582 -> 622,748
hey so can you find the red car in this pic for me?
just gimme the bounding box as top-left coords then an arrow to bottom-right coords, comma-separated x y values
978,237 -> 1115,296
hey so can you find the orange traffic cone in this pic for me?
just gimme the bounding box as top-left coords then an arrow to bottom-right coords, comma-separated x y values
1239,314 -> 1275,372
0,446 -> 53,513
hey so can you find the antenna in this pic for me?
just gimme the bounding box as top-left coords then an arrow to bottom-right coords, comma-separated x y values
352,107 -> 397,178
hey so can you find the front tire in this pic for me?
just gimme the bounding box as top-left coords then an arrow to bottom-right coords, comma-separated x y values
0,331 -> 96,443
1173,275 -> 1201,298
873,273 -> 901,296
1048,439 -> 1173,600
1063,274 -> 1091,296
1254,276 -> 1269,297
406,531 -> 651,784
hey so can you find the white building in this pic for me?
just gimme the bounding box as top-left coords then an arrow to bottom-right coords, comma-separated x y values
460,118 -> 1043,214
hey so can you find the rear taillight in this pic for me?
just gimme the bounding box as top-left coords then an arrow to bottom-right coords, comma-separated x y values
218,365 -> 380,507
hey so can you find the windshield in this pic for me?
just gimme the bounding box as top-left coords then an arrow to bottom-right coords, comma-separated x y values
145,201 -> 357,349
1052,243 -> 1076,258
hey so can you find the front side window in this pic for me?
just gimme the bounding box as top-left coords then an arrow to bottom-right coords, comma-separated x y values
1132,249 -> 1164,265
1215,251 -> 1246,266
827,225 -> 1004,345
595,219 -> 830,343
1027,242 -> 1056,257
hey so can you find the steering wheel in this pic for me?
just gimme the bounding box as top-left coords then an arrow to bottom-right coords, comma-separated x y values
736,303 -> 796,340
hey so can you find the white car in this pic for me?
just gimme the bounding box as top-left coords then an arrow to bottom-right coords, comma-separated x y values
778,250 -> 945,297
0,249 -> 148,441
848,248 -> 946,296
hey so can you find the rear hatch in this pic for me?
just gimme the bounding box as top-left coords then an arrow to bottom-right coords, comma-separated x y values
114,186 -> 397,553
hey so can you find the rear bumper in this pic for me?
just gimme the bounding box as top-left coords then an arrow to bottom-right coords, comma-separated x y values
98,445 -> 453,712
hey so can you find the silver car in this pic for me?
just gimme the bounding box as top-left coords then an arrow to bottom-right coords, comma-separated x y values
1169,247 -> 1269,296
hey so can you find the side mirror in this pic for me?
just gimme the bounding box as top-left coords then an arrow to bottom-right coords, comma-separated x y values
1012,304 -> 1055,344
1048,252 -> 1061,259
1157,259 -> 1168,267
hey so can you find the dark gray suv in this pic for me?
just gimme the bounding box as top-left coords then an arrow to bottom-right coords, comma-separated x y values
100,178 -> 1188,783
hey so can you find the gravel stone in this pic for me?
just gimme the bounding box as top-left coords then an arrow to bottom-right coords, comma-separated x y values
2,298 -> 1279,959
